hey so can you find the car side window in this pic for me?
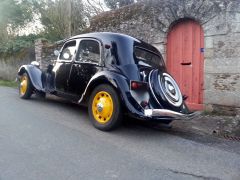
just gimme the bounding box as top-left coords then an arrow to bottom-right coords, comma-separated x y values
77,40 -> 100,63
60,41 -> 76,61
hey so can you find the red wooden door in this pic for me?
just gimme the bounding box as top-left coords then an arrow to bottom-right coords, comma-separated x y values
167,20 -> 204,110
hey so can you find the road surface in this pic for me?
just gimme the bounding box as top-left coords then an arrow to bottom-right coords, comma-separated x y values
0,87 -> 240,180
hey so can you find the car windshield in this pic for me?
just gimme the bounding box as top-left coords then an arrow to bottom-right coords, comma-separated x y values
134,47 -> 164,68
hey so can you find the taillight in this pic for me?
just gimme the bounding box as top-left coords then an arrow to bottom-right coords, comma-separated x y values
130,81 -> 148,90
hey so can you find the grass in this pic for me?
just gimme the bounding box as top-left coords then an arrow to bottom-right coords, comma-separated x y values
0,80 -> 18,88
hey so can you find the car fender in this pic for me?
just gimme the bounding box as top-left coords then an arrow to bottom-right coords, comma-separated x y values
18,65 -> 44,91
79,71 -> 144,117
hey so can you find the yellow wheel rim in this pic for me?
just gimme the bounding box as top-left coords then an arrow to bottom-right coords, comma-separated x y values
92,91 -> 113,124
20,75 -> 28,95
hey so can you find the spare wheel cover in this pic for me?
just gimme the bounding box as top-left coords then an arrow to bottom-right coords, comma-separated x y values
149,70 -> 183,107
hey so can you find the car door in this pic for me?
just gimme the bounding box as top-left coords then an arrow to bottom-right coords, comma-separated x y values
68,38 -> 102,99
53,40 -> 77,93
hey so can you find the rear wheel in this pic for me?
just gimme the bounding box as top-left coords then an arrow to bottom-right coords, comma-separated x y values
19,73 -> 33,99
88,84 -> 122,131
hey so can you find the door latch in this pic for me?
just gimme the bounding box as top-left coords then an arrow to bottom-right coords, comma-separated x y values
181,62 -> 191,65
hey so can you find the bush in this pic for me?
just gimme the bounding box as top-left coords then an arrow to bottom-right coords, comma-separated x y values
0,34 -> 42,55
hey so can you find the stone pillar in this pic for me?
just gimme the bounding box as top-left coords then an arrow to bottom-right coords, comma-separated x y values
35,39 -> 49,70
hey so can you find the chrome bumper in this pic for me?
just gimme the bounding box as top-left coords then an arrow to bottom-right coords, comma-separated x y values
144,109 -> 200,120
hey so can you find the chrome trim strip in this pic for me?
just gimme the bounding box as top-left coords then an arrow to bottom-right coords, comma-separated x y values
78,80 -> 91,104
148,70 -> 162,106
144,109 -> 200,120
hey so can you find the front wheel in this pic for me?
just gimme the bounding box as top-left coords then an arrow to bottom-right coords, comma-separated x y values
19,72 -> 33,99
88,84 -> 122,131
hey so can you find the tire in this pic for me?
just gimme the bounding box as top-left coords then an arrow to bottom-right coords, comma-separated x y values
88,84 -> 122,131
19,72 -> 33,99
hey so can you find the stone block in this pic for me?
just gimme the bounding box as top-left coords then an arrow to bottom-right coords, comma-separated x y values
229,23 -> 240,33
150,33 -> 167,44
205,89 -> 240,107
212,34 -> 240,58
227,1 -> 240,12
205,57 -> 240,73
205,37 -> 214,48
204,73 -> 214,90
203,14 -> 228,36
204,48 -> 214,59
227,12 -> 240,23
205,73 -> 240,90
213,74 -> 240,91
214,47 -> 240,58
184,0 -> 204,15
205,65 -> 240,74
197,0 -> 222,24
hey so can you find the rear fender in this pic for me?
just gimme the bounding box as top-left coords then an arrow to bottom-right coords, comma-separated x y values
18,65 -> 44,91
79,71 -> 144,116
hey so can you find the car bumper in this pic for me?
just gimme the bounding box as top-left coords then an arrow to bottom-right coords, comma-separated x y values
144,109 -> 200,120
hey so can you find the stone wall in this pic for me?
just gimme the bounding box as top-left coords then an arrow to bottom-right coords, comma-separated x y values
35,39 -> 63,70
86,0 -> 240,111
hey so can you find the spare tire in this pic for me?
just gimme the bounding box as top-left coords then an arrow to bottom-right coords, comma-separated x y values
148,69 -> 183,108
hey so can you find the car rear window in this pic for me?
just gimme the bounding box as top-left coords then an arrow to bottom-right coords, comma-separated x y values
134,47 -> 164,68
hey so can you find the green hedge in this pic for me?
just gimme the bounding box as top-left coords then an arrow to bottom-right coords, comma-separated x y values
0,34 -> 41,54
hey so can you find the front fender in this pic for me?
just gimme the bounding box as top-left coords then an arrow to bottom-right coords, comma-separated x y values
18,65 -> 44,91
79,71 -> 145,117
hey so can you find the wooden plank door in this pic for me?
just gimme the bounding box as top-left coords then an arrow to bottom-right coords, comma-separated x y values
167,20 -> 204,110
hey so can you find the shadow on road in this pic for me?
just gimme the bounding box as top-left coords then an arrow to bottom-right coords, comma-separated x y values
29,94 -> 224,142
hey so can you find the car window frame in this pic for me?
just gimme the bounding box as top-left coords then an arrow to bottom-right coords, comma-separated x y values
57,40 -> 80,62
134,46 -> 165,68
75,38 -> 103,66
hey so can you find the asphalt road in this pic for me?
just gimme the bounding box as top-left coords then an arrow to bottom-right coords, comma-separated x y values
0,87 -> 240,180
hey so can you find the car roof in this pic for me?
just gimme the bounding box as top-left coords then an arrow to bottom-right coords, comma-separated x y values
69,32 -> 139,42
69,32 -> 159,54
67,32 -> 163,67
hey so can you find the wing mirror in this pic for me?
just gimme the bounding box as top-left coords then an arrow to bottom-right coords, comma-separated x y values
54,50 -> 60,57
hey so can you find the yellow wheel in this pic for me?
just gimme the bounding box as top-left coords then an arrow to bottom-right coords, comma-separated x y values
19,73 -> 33,99
92,91 -> 113,124
20,75 -> 28,96
88,85 -> 122,131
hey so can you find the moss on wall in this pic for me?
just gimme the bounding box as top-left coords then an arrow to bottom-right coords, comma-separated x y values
87,3 -> 146,32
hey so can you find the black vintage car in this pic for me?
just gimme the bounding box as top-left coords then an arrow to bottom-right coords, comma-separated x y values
18,32 -> 196,131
